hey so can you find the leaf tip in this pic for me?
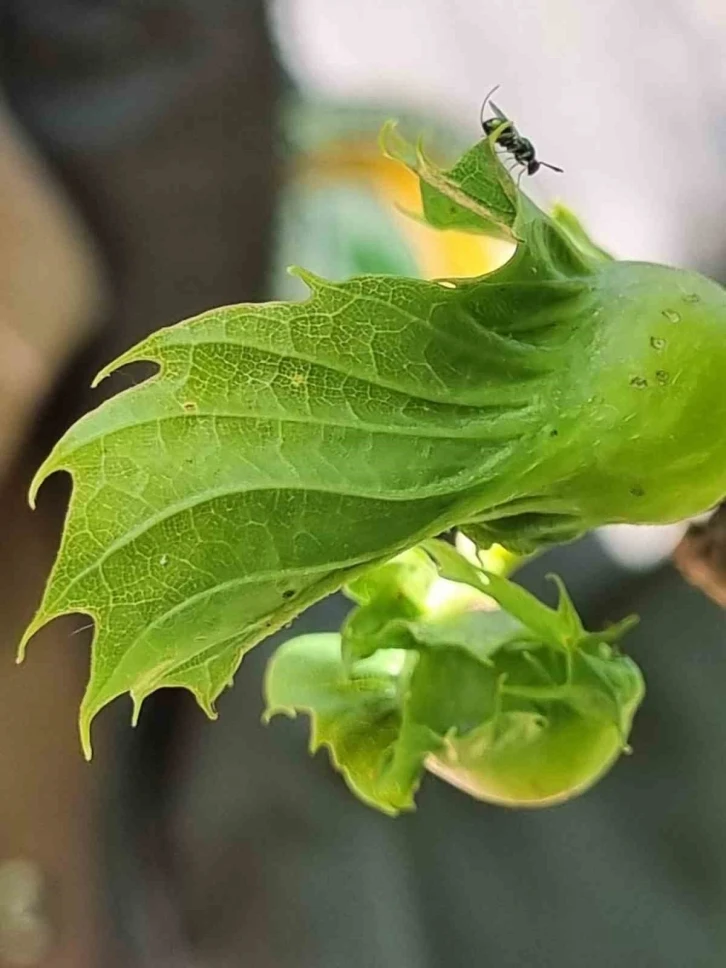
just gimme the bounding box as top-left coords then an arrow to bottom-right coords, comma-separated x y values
90,364 -> 112,390
79,683 -> 110,761
79,710 -> 95,762
261,703 -> 293,727
598,612 -> 640,645
392,201 -> 426,226
27,452 -> 64,509
91,351 -> 128,389
130,693 -> 144,728
17,611 -> 49,664
90,340 -> 155,389
287,265 -> 326,294
378,119 -> 403,161
16,634 -> 29,665
193,689 -> 219,721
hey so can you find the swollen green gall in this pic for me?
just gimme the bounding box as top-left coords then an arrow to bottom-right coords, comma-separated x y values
265,541 -> 644,814
17,114 -> 724,779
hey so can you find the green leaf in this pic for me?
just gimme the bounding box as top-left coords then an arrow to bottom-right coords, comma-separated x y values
20,116 -> 726,754
421,539 -> 584,650
380,121 -> 518,240
263,633 -> 436,815
419,536 -> 490,588
266,545 -> 644,813
405,608 -> 521,663
345,546 -> 438,608
405,646 -> 500,736
341,548 -> 438,665
19,261 -> 568,755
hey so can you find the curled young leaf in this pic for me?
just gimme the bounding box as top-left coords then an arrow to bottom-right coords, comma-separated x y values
263,633 -> 430,816
379,120 -> 518,240
265,544 -> 644,814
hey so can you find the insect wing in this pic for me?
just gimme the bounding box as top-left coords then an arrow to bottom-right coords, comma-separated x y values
489,100 -> 509,122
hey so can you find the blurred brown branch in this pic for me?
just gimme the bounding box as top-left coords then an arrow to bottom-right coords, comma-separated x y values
673,503 -> 726,608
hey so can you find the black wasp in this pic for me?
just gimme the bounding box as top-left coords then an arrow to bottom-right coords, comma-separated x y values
480,85 -> 563,177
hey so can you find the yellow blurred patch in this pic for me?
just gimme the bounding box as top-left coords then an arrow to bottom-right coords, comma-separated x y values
295,139 -> 512,280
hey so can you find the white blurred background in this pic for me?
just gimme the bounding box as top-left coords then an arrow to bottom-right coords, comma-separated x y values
273,0 -> 726,271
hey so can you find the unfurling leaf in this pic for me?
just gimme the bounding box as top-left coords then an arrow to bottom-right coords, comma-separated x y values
19,116 -> 726,755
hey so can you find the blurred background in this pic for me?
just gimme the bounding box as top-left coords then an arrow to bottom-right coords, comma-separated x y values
1,1 -> 726,965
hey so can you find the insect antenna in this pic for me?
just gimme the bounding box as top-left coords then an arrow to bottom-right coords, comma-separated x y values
540,161 -> 564,173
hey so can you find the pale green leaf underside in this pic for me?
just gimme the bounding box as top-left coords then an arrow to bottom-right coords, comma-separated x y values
21,259 -> 575,755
